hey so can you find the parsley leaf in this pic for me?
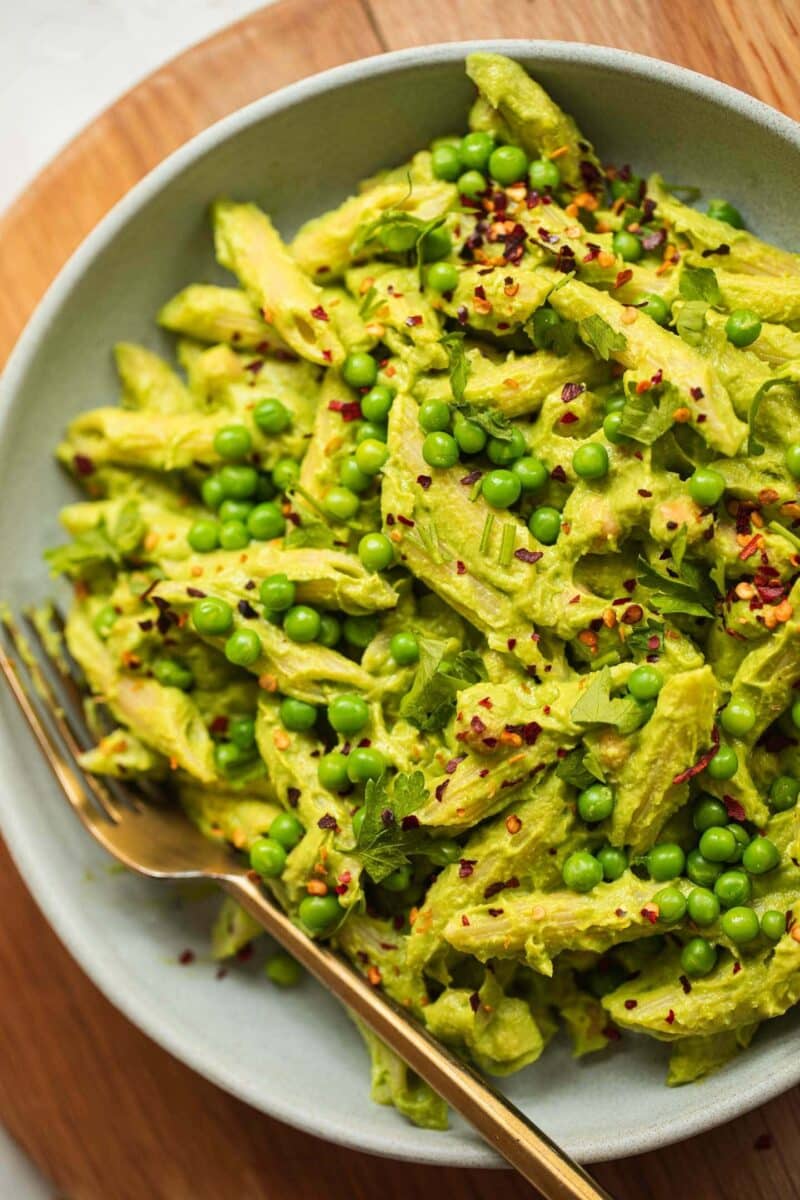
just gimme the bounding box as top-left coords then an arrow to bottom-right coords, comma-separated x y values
355,770 -> 427,882
526,311 -> 578,356
400,640 -> 486,732
671,523 -> 688,574
555,748 -> 596,790
569,667 -> 643,729
617,380 -> 682,445
679,266 -> 721,305
44,525 -> 119,577
440,332 -> 470,404
624,618 -> 665,660
674,300 -> 708,347
579,315 -> 628,361
358,285 -> 383,320
636,556 -> 713,618
283,518 -> 335,549
451,400 -> 513,442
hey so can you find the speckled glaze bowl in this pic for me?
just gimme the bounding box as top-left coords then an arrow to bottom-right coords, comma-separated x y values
1,41 -> 799,1167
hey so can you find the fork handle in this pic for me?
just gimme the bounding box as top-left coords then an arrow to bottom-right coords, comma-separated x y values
221,875 -> 613,1200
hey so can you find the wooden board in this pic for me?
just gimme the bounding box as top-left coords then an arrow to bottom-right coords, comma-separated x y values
1,2 -> 799,1197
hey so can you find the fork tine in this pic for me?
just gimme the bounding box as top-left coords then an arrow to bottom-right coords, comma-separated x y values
1,614 -> 121,823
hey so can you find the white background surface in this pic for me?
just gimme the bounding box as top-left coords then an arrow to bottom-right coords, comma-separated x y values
0,1 -> 269,1189
0,0 -> 268,215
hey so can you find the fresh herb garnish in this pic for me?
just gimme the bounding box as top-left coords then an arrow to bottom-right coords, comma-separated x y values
679,266 -> 721,305
354,770 -> 427,882
636,555 -> 714,618
625,618 -> 665,659
452,400 -> 513,442
498,522 -> 516,567
440,331 -> 470,403
674,300 -> 708,347
569,666 -> 643,731
579,314 -> 628,360
617,380 -> 681,445
400,641 -> 486,732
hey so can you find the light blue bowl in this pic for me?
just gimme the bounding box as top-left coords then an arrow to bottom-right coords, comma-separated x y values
1,41 -> 799,1167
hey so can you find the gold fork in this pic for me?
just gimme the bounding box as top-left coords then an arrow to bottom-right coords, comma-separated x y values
0,608 -> 613,1200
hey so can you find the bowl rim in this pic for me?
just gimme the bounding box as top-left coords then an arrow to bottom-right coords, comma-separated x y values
2,38 -> 800,1168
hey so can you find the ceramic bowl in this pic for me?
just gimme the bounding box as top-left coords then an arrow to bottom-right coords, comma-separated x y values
2,40 -> 799,1166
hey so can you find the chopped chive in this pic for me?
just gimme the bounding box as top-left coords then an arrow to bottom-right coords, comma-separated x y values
469,479 -> 483,502
768,520 -> 800,551
480,513 -> 495,555
289,483 -> 330,521
498,522 -> 516,567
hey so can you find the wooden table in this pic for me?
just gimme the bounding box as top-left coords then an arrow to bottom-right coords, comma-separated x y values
1,2 -> 799,1196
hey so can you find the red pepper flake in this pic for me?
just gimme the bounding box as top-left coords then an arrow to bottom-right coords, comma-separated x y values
641,228 -> 666,252
401,814 -> 420,830
738,534 -> 762,561
561,382 -> 585,403
460,469 -> 482,485
582,242 -> 601,262
640,906 -> 659,925
569,594 -> 581,604
178,949 -> 195,965
484,876 -> 519,900
469,992 -> 481,1013
623,578 -> 636,593
461,914 -> 470,927
679,974 -> 692,995
487,907 -> 504,917
754,1134 -> 773,1151
456,560 -> 467,575
551,465 -> 567,483
328,398 -> 362,422
615,908 -> 626,918
690,386 -> 704,401
236,943 -> 254,962
507,637 -> 517,650
614,268 -> 634,289
665,1009 -> 675,1025
624,999 -> 638,1010
471,715 -> 487,735
385,513 -> 395,526
244,358 -> 264,373
397,514 -> 415,528
478,697 -> 493,709
504,721 -> 541,745
474,284 -> 487,300
515,548 -> 544,564
459,859 -> 476,878
733,960 -> 742,975
478,767 -> 489,778
672,725 -> 720,785
435,779 -> 449,802
543,704 -> 551,715
318,813 -> 339,832
310,304 -> 329,321
456,305 -> 468,324
322,349 -> 333,363
445,755 -> 466,774
637,488 -> 652,498
405,315 -> 423,327
602,1024 -> 622,1042
417,474 -> 432,489
723,795 -> 746,822
560,411 -> 579,425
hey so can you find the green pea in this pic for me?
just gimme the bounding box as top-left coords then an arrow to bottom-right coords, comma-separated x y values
358,532 -> 394,572
610,174 -> 643,203
355,421 -> 388,444
688,467 -> 726,507
343,614 -> 379,649
342,352 -> 378,389
561,851 -> 603,893
318,613 -> 341,648
720,697 -> 756,736
225,628 -> 261,667
270,811 -> 305,850
577,784 -> 615,823
228,715 -> 256,750
426,838 -> 462,865
260,573 -> 296,613
769,775 -> 799,812
380,222 -> 418,253
351,806 -> 366,839
596,845 -> 628,882
425,261 -> 459,294
92,604 -> 117,640
187,517 -> 219,553
219,520 -> 250,551
218,498 -> 253,524
153,657 -> 194,691
726,823 -> 749,862
271,458 -> 300,492
355,438 -> 389,476
283,605 -> 321,643
714,869 -> 751,908
201,475 -> 225,509
454,413 -> 487,454
721,905 -> 759,944
323,486 -> 360,522
419,399 -> 451,432
247,502 -> 285,541
639,293 -> 670,325
431,143 -> 462,181
339,456 -> 372,493
793,698 -> 800,729
528,158 -> 560,191
219,464 -> 258,499
761,910 -> 786,941
487,427 -> 526,466
627,665 -> 663,701
742,836 -> 779,875
254,397 -> 291,434
572,443 -> 609,480
214,424 -> 252,460
654,886 -> 687,923
687,887 -> 720,927
528,506 -> 561,545
612,230 -> 643,262
681,937 -> 717,978
488,144 -> 528,185
692,795 -> 728,832
279,697 -> 318,732
603,411 -> 628,444
390,631 -> 420,666
318,752 -> 350,792
422,432 -> 459,469
646,842 -> 686,882
686,849 -> 723,888
265,951 -> 303,987
214,740 -> 249,774
328,694 -> 369,735
458,169 -> 487,199
785,444 -> 800,479
481,468 -> 522,509
192,596 -> 233,636
298,893 -> 342,935
707,744 -> 738,780
530,307 -> 561,349
698,825 -> 738,863
347,746 -> 386,783
361,385 -> 394,423
255,474 -> 277,501
381,864 -> 414,892
707,199 -> 744,228
725,309 -> 762,348
250,836 -> 286,878
459,131 -> 494,170
512,456 -> 548,491
604,392 -> 626,413
420,226 -> 452,262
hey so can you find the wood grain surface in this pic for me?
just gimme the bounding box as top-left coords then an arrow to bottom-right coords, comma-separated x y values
1,2 -> 799,1197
